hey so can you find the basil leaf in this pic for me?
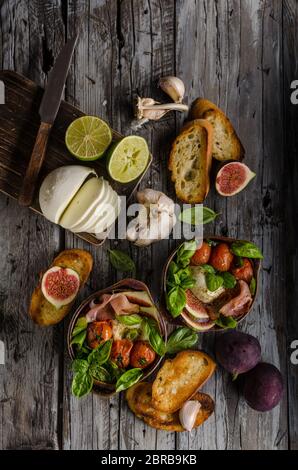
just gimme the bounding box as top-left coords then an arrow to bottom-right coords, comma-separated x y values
168,261 -> 179,278
105,360 -> 123,381
173,267 -> 195,289
166,286 -> 186,318
235,256 -> 244,267
108,249 -> 136,272
201,264 -> 216,274
71,370 -> 93,398
71,330 -> 87,349
231,241 -> 263,259
214,315 -> 238,330
72,359 -> 89,374
142,317 -> 166,356
205,273 -> 224,292
90,363 -> 112,383
250,277 -> 257,296
166,327 -> 198,355
124,328 -> 140,341
88,339 -> 112,366
72,316 -> 88,337
179,206 -> 219,225
221,272 -> 237,289
176,240 -> 198,267
115,368 -> 143,393
116,314 -> 142,326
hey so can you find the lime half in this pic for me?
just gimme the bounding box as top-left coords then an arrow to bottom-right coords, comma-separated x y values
66,116 -> 112,161
107,136 -> 150,183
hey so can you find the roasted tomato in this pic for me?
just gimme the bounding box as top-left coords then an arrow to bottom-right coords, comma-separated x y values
209,243 -> 234,272
130,341 -> 156,369
111,339 -> 133,368
231,258 -> 254,283
87,321 -> 113,349
191,242 -> 212,265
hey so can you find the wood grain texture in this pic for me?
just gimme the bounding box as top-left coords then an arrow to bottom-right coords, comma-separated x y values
0,0 -> 297,450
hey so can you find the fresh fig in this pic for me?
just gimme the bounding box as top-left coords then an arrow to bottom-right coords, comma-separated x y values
216,162 -> 255,196
185,290 -> 210,320
181,310 -> 215,332
215,331 -> 261,375
41,266 -> 80,308
243,362 -> 283,412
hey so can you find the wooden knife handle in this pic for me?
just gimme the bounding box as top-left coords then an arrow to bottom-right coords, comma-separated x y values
18,121 -> 52,207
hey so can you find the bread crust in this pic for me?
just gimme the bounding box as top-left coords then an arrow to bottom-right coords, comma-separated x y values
168,119 -> 213,203
152,350 -> 216,413
190,98 -> 245,161
29,249 -> 93,326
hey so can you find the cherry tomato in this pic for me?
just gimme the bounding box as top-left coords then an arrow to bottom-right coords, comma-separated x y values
231,258 -> 253,283
111,339 -> 133,368
191,242 -> 212,265
130,341 -> 156,369
87,321 -> 113,349
209,243 -> 234,272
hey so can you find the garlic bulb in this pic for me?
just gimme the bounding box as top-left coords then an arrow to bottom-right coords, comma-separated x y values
179,400 -> 201,432
159,76 -> 185,103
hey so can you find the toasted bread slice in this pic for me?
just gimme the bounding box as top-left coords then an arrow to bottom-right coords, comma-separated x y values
190,98 -> 245,162
168,119 -> 213,203
29,249 -> 93,326
152,350 -> 216,413
126,382 -> 174,423
143,392 -> 214,432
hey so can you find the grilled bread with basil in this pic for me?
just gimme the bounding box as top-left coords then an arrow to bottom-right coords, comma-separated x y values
168,119 -> 213,204
152,350 -> 216,413
29,249 -> 93,326
190,98 -> 245,162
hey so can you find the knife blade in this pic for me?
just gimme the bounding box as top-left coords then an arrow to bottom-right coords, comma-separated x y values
18,34 -> 79,206
39,34 -> 78,123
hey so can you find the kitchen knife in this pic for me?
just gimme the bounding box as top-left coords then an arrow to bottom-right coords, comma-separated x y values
18,34 -> 79,207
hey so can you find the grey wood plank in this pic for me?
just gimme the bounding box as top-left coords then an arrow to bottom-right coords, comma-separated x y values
283,0 -> 298,451
62,0 -> 121,450
0,0 -> 65,449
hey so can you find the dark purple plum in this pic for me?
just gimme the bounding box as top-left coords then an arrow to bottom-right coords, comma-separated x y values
215,331 -> 261,375
243,362 -> 283,412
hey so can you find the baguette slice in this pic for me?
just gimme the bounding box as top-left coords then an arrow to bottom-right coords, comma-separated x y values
143,392 -> 214,432
190,98 -> 245,162
152,350 -> 216,413
126,382 -> 174,423
168,119 -> 213,203
29,249 -> 93,326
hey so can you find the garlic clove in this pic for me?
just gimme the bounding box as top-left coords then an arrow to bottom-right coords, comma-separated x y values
158,76 -> 185,103
135,95 -> 188,121
179,400 -> 201,432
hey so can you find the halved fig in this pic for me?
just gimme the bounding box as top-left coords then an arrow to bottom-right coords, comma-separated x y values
216,162 -> 255,196
185,290 -> 210,321
181,310 -> 215,332
41,266 -> 80,309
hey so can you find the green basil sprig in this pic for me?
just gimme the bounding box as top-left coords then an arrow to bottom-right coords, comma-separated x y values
116,314 -> 142,326
231,241 -> 263,259
71,340 -> 112,398
115,368 -> 143,393
90,364 -> 112,383
221,272 -> 237,289
250,277 -> 257,296
176,240 -> 198,268
166,286 -> 187,318
142,317 -> 166,356
214,315 -> 237,330
72,317 -> 88,337
179,206 -> 219,225
108,249 -> 136,272
71,329 -> 87,349
166,327 -> 198,355
205,272 -> 224,292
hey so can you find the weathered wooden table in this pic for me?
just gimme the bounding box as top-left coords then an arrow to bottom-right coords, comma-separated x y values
0,0 -> 297,451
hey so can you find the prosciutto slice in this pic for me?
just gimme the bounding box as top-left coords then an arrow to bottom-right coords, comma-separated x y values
219,280 -> 253,317
85,293 -> 140,322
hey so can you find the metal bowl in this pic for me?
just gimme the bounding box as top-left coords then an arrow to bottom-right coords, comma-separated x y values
68,278 -> 167,397
161,236 -> 261,333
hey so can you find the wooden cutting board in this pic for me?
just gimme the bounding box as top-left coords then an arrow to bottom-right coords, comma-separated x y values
0,70 -> 151,245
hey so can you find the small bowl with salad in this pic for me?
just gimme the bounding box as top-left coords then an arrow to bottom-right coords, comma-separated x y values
68,279 -> 167,398
163,237 -> 262,332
